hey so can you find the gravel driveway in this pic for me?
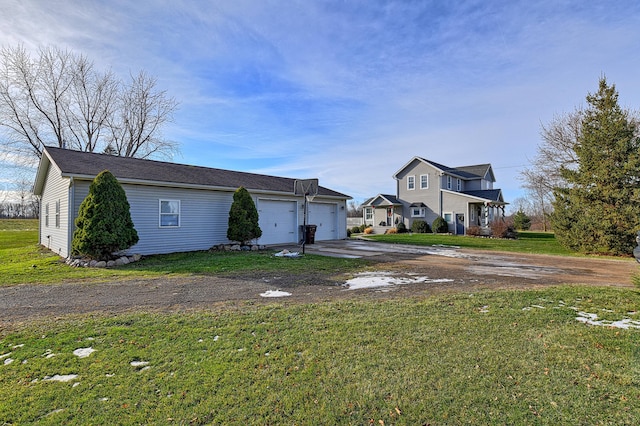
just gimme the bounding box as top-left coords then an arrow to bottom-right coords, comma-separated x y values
1,240 -> 636,328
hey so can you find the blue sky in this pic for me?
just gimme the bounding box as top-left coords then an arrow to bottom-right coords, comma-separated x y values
2,0 -> 640,208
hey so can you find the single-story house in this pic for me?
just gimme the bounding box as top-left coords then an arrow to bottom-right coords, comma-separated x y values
361,156 -> 507,234
34,146 -> 350,257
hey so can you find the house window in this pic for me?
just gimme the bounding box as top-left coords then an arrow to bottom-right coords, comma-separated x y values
447,176 -> 452,190
457,178 -> 461,191
407,175 -> 415,190
365,207 -> 373,221
45,203 -> 49,227
55,200 -> 60,228
160,200 -> 180,227
411,207 -> 425,217
444,213 -> 453,223
420,174 -> 428,189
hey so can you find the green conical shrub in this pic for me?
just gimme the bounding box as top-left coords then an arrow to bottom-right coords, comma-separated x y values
72,170 -> 138,259
227,187 -> 262,245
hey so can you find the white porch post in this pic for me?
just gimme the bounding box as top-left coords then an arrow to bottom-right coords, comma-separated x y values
484,203 -> 489,227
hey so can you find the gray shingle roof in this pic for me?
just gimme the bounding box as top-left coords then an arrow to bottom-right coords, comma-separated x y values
42,146 -> 349,198
416,157 -> 494,181
360,194 -> 402,207
460,189 -> 504,202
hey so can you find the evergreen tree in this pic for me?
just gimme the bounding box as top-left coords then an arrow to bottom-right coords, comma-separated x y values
72,170 -> 139,258
551,77 -> 640,255
512,210 -> 531,231
227,187 -> 262,245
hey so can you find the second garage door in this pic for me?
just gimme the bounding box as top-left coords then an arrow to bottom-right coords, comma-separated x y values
308,202 -> 337,241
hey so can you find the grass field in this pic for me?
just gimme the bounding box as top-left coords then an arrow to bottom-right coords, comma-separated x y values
2,287 -> 639,424
2,219 -> 640,424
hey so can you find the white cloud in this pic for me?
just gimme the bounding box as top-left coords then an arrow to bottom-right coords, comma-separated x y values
1,0 -> 640,204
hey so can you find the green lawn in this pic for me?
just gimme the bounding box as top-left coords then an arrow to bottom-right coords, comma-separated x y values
364,231 -> 579,256
0,219 -> 370,286
1,286 -> 639,424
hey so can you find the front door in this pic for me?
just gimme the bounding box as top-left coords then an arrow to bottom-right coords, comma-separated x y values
456,213 -> 465,235
386,207 -> 393,226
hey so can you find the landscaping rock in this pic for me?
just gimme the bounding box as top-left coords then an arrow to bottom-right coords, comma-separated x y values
95,261 -> 107,268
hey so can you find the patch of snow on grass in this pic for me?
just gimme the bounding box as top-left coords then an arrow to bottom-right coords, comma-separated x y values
345,271 -> 453,290
73,347 -> 96,358
576,312 -> 640,329
0,352 -> 11,360
3,358 -> 14,366
44,374 -> 78,382
130,361 -> 150,368
260,290 -> 292,298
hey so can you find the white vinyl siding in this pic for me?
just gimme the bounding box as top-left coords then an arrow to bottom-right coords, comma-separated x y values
420,174 -> 428,189
39,164 -> 70,257
159,200 -> 180,227
407,175 -> 415,190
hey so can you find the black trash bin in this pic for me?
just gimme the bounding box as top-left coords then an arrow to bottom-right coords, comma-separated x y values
305,224 -> 317,244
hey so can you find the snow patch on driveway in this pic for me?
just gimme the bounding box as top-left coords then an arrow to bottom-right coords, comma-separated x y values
344,271 -> 453,290
260,290 -> 292,298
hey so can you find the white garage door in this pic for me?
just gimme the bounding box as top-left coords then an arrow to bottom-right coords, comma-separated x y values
308,202 -> 337,241
258,199 -> 297,245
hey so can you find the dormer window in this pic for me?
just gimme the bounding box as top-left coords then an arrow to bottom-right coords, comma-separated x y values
447,175 -> 452,190
457,178 -> 461,191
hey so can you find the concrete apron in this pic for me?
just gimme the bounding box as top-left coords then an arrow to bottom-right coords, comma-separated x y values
275,239 -> 445,259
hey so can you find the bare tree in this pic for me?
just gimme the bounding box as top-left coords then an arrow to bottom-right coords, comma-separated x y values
106,71 -> 178,159
519,109 -> 583,231
65,55 -> 118,152
0,45 -> 178,161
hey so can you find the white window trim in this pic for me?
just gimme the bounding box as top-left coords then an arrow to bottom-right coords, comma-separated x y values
411,207 -> 425,217
444,212 -> 453,223
159,199 -> 181,228
420,174 -> 428,189
45,203 -> 49,227
365,207 -> 373,221
457,178 -> 461,191
407,175 -> 415,190
447,175 -> 452,190
55,200 -> 60,228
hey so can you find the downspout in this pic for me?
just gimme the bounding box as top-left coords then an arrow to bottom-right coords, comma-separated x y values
438,173 -> 443,217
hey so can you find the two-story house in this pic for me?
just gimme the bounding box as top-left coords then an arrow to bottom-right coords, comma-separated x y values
361,157 -> 507,235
